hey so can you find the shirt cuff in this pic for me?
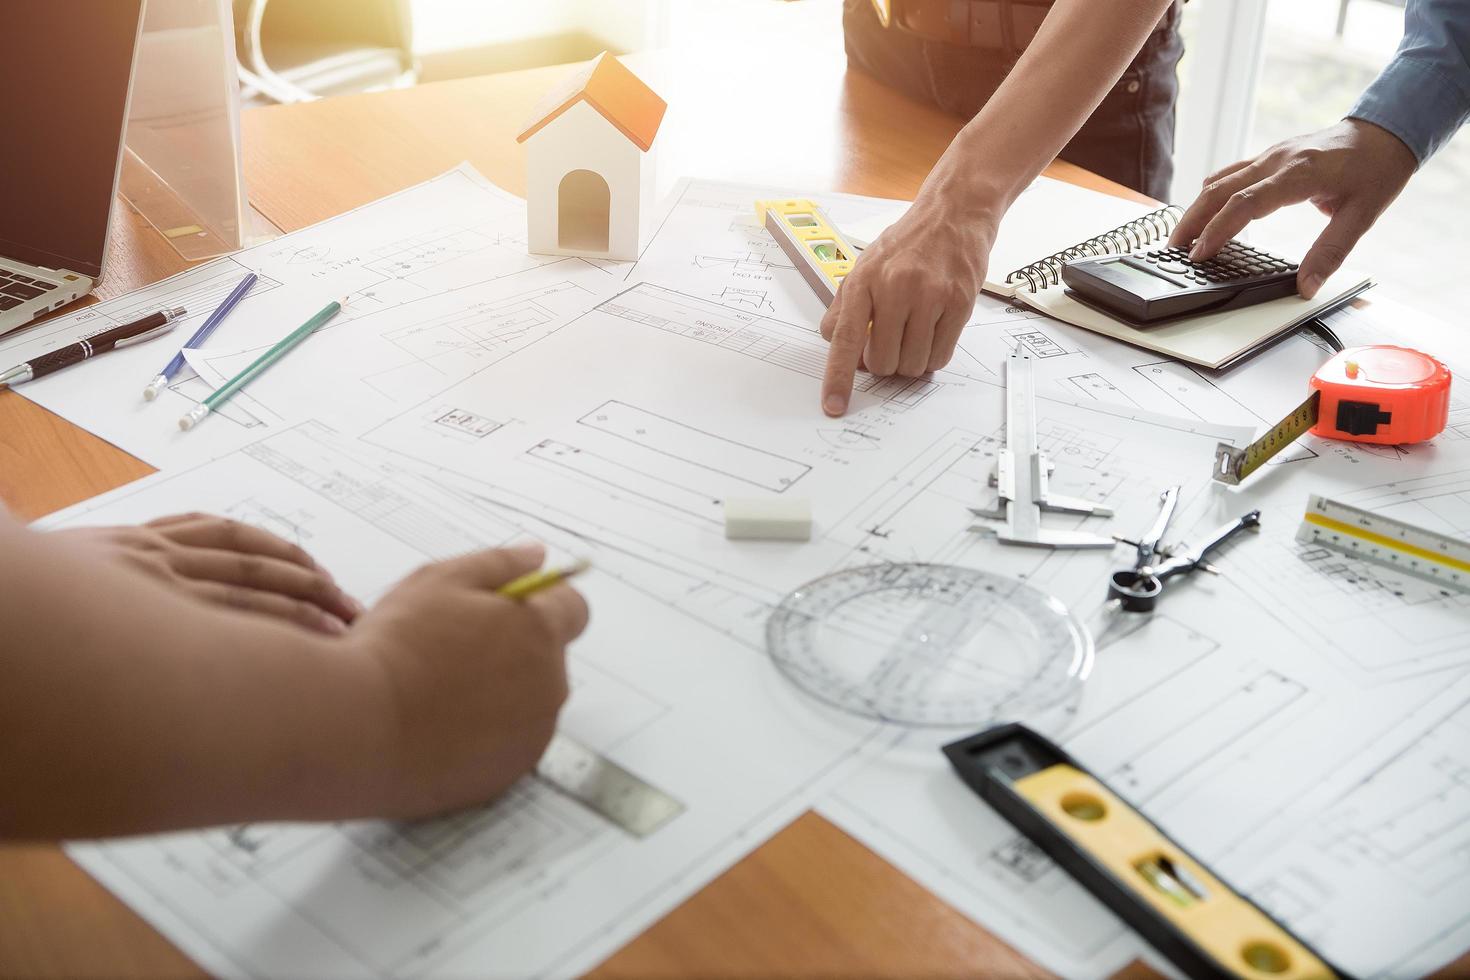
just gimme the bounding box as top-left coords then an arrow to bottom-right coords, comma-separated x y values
1348,54 -> 1470,164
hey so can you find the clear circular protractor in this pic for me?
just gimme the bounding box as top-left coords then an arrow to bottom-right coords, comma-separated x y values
766,563 -> 1093,727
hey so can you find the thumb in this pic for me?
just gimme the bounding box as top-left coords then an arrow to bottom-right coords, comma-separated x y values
439,542 -> 546,591
1299,207 -> 1372,298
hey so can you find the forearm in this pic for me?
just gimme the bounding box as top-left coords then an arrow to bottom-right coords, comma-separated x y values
918,0 -> 1174,221
1347,0 -> 1470,162
0,518 -> 390,838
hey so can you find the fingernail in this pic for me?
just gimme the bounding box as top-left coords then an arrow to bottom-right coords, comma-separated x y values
824,394 -> 847,416
510,541 -> 546,560
320,614 -> 348,636
1301,273 -> 1323,297
345,594 -> 365,617
1188,245 -> 1202,262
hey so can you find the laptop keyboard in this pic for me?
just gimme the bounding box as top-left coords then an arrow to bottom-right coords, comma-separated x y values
0,265 -> 58,310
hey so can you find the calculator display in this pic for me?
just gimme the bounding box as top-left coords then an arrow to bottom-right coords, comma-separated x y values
1101,259 -> 1184,291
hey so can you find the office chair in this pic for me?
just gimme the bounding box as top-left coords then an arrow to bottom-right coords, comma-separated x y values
234,0 -> 417,103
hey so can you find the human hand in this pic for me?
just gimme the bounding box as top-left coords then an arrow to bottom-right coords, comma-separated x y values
351,542 -> 589,818
819,199 -> 990,417
54,512 -> 362,634
1169,119 -> 1417,298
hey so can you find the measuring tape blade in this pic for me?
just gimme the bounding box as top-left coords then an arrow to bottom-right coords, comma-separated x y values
1296,494 -> 1470,594
756,198 -> 857,307
1214,391 -> 1320,486
536,732 -> 685,838
945,724 -> 1347,980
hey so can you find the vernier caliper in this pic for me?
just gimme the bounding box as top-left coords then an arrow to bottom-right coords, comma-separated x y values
970,351 -> 1115,549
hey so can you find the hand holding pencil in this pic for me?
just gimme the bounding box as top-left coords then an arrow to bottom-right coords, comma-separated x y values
346,541 -> 590,819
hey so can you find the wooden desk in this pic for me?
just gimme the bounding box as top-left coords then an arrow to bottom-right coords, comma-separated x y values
2,38 -> 1463,980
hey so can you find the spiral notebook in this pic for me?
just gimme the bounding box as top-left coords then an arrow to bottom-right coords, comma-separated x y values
846,176 -> 1373,371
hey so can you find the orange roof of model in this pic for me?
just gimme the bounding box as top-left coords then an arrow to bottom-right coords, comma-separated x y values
516,52 -> 667,152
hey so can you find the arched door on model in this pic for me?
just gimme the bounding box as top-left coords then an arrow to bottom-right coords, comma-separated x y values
558,169 -> 611,252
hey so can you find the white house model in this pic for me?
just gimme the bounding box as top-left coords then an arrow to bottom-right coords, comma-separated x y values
517,52 -> 667,261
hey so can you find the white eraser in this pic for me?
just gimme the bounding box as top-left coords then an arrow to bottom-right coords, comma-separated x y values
724,498 -> 812,541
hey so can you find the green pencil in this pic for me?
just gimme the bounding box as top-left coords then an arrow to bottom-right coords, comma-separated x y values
178,297 -> 346,431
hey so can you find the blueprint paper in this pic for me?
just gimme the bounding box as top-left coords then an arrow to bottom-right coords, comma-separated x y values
30,172 -> 1470,980
624,177 -> 909,326
0,164 -> 619,471
43,422 -> 888,980
1230,671 -> 1470,979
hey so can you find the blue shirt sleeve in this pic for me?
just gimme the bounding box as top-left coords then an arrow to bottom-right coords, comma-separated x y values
1347,0 -> 1470,163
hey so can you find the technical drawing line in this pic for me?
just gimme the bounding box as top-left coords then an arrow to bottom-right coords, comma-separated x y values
526,439 -> 723,525
1132,359 -> 1267,424
597,283 -> 951,402
578,400 -> 811,492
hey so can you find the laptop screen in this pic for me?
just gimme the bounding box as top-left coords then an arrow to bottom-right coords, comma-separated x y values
0,1 -> 145,280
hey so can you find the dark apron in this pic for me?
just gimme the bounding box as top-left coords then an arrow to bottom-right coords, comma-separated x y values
842,0 -> 1185,201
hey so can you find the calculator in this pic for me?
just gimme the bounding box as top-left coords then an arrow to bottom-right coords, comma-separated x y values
1060,240 -> 1301,325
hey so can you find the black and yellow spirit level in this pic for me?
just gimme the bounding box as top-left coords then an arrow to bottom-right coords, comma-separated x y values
944,724 -> 1349,980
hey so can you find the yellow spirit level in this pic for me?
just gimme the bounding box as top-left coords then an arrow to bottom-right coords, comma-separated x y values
755,198 -> 857,307
945,724 -> 1346,980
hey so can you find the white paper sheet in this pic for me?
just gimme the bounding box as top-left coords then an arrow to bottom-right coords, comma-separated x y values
30,173 -> 1470,980
0,164 -> 620,470
44,422 -> 886,980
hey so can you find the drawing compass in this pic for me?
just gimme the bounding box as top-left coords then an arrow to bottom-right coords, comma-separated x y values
766,563 -> 1093,727
1107,485 -> 1261,612
970,351 -> 1114,549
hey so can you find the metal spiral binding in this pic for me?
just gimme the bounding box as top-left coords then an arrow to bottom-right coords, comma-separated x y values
1005,204 -> 1184,292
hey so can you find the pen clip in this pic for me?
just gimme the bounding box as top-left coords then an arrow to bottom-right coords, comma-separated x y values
114,322 -> 178,349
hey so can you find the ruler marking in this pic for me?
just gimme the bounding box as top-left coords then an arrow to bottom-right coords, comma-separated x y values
1302,512 -> 1470,575
1297,495 -> 1470,593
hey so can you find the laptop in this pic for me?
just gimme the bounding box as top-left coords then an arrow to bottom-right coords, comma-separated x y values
0,1 -> 146,337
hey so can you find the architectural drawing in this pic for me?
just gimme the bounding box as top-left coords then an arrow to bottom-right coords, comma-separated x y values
24,170 -> 1470,980
0,164 -> 562,472
599,282 -> 943,407
46,422 -> 885,980
714,286 -> 775,312
1220,462 -> 1470,675
628,177 -> 908,325
579,400 -> 811,492
1240,675 -> 1470,979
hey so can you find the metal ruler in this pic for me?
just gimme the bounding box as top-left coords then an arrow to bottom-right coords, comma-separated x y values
536,732 -> 685,837
1296,494 -> 1470,593
970,351 -> 1115,548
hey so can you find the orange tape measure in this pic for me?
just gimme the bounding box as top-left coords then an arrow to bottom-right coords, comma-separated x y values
1215,345 -> 1452,485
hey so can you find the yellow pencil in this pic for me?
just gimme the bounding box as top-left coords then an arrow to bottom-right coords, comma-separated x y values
497,559 -> 591,600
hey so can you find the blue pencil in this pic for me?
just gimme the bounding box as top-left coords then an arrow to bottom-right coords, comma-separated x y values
142,271 -> 258,401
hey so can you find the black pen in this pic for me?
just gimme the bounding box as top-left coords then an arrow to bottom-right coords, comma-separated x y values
0,306 -> 187,388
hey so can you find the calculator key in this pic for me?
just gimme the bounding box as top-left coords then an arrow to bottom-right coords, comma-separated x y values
1158,261 -> 1190,275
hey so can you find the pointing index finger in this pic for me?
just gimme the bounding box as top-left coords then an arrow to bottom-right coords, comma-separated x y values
821,283 -> 872,417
